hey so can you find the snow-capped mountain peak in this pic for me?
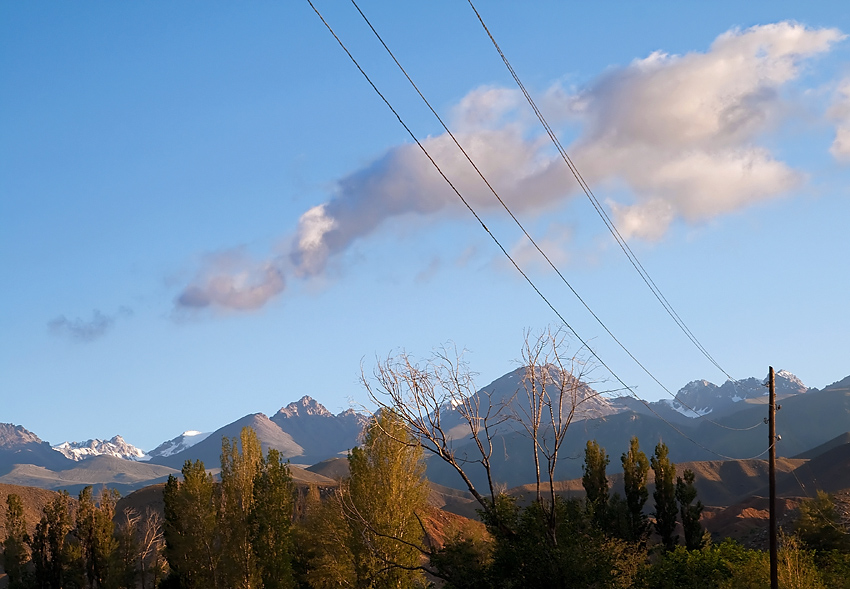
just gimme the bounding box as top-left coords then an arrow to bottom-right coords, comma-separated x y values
52,435 -> 149,462
147,430 -> 211,459
770,369 -> 808,394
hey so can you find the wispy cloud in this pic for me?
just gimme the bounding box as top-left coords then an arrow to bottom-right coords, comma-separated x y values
829,78 -> 850,162
415,257 -> 442,284
175,248 -> 286,312
48,308 -> 132,342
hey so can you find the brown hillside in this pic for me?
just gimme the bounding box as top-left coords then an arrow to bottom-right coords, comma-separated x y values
0,456 -> 178,491
115,483 -> 167,521
0,483 -> 66,539
702,496 -> 804,549
429,483 -> 481,520
775,443 -> 850,497
306,457 -> 350,480
673,458 -> 805,506
419,504 -> 488,550
505,457 -> 808,510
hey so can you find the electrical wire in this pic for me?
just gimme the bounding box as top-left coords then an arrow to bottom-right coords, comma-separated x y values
349,0 -> 761,433
465,0 -> 758,408
305,0 -> 766,460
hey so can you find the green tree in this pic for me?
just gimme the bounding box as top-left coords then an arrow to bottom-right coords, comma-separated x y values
676,469 -> 706,551
582,439 -> 610,530
76,486 -> 121,589
795,490 -> 849,553
162,460 -> 220,588
347,410 -> 429,589
3,493 -> 31,589
29,490 -> 76,589
250,448 -> 296,589
220,427 -> 263,589
652,442 -> 678,551
484,495 -> 644,589
642,539 -> 757,589
621,437 -> 650,543
296,488 -> 356,589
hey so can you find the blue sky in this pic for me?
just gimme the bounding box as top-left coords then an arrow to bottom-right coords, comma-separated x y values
2,1 -> 849,451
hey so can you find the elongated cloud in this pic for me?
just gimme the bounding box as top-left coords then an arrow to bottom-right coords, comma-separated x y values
176,249 -> 285,311
291,100 -> 572,276
291,21 -> 843,274
179,22 -> 844,311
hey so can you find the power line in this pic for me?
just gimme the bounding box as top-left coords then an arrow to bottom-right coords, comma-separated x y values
305,0 -> 765,460
465,0 -> 745,391
348,0 -> 761,433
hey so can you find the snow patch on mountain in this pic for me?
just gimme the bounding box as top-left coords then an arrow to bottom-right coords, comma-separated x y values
148,430 -> 212,458
661,398 -> 714,418
52,435 -> 149,461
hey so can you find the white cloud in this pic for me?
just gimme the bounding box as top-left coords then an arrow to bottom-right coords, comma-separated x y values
289,21 -> 842,273
829,79 -> 850,162
180,21 -> 844,311
563,21 -> 841,238
176,248 -> 285,311
289,122 -> 573,276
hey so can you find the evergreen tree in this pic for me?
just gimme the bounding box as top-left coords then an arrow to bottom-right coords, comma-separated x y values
582,440 -> 610,529
651,442 -> 678,551
3,493 -> 30,589
676,469 -> 706,550
347,410 -> 429,589
621,437 -> 649,543
220,427 -> 263,589
29,490 -> 75,589
162,460 -> 220,588
250,448 -> 296,589
76,486 -> 121,589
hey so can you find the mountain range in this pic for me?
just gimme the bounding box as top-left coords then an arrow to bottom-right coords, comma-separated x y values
2,369 -> 848,493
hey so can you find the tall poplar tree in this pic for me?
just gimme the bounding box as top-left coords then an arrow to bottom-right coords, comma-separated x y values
76,486 -> 121,588
651,442 -> 678,551
621,437 -> 649,543
3,493 -> 30,589
347,410 -> 429,589
676,468 -> 705,550
29,490 -> 75,589
220,427 -> 263,589
582,440 -> 610,529
250,448 -> 296,589
162,460 -> 220,588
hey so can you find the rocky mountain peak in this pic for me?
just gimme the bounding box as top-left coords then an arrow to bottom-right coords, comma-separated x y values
771,370 -> 808,395
674,380 -> 718,405
275,396 -> 333,419
0,423 -> 44,448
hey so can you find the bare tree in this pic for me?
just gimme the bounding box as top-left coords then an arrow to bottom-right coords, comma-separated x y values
517,326 -> 600,544
362,330 -> 600,542
121,507 -> 165,589
361,345 -> 511,526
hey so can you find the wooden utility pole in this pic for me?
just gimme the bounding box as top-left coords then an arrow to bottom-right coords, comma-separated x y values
768,366 -> 778,589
